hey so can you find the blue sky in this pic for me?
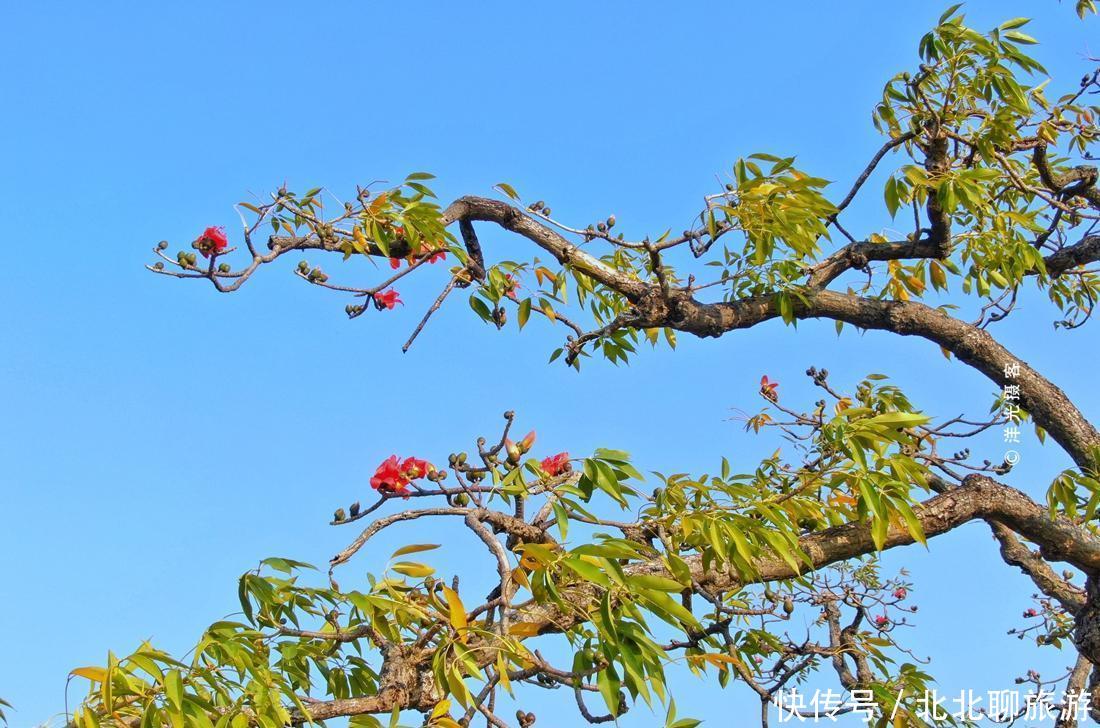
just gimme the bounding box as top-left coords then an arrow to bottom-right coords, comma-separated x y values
1,2 -> 1097,726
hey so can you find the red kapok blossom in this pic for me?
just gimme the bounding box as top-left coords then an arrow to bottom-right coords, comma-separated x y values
893,587 -> 907,600
1024,608 -> 1039,618
370,455 -> 435,496
759,375 -> 779,402
391,249 -> 445,269
376,289 -> 402,310
874,615 -> 889,627
196,226 -> 228,258
371,455 -> 411,495
401,456 -> 433,479
541,452 -> 571,476
503,274 -> 521,300
505,431 -> 536,464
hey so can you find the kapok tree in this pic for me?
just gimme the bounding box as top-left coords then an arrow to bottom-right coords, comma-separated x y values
68,4 -> 1100,728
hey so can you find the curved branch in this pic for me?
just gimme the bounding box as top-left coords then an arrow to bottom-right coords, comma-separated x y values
664,289 -> 1098,467
425,198 -> 1097,466
281,474 -> 1100,723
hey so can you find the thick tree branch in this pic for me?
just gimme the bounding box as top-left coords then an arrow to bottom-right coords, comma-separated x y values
989,521 -> 1087,614
660,288 -> 1099,467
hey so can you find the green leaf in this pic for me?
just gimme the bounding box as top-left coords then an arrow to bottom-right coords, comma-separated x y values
597,663 -> 622,716
164,670 -> 183,712
563,556 -> 613,587
517,298 -> 532,329
867,412 -> 930,428
469,295 -> 493,322
628,574 -> 687,592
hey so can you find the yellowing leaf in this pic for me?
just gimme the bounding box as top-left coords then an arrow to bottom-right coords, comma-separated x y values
70,667 -> 107,683
392,561 -> 435,578
391,543 -> 440,558
442,586 -> 468,636
508,622 -> 542,637
430,700 -> 452,720
493,182 -> 520,201
497,653 -> 513,696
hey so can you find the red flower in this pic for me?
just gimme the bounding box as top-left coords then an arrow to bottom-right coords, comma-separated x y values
893,587 -> 907,600
400,456 -> 432,479
390,249 -> 444,269
874,615 -> 889,627
504,274 -> 521,301
196,226 -> 228,258
376,289 -> 402,310
760,375 -> 779,403
370,455 -> 435,496
540,452 -> 571,476
1024,608 -> 1039,618
371,455 -> 411,495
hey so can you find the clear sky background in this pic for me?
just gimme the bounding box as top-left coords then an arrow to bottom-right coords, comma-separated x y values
1,2 -> 1097,726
